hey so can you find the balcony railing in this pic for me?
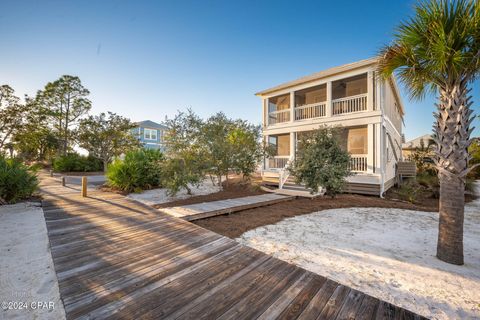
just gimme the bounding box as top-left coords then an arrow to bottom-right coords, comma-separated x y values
349,154 -> 368,172
295,102 -> 326,120
332,93 -> 367,115
268,156 -> 290,169
268,109 -> 290,125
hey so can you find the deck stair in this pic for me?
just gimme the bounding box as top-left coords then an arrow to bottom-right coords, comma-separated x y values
262,170 -> 325,198
261,183 -> 324,198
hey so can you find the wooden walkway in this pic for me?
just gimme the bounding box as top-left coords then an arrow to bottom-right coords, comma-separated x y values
39,175 -> 426,320
161,193 -> 293,221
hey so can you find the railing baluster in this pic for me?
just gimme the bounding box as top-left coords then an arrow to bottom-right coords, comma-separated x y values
349,154 -> 368,172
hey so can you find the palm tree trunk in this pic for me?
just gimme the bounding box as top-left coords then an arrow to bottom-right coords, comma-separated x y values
434,79 -> 474,265
437,172 -> 464,265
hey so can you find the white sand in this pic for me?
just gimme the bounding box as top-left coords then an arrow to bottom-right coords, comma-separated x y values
237,183 -> 480,320
0,202 -> 66,320
127,179 -> 222,206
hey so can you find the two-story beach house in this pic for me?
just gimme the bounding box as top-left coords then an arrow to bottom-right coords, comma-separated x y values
256,58 -> 404,196
132,120 -> 168,151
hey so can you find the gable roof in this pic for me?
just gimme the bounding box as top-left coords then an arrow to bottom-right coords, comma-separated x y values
135,120 -> 168,130
255,58 -> 378,96
402,134 -> 434,149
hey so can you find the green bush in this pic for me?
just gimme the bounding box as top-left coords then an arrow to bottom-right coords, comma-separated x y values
53,153 -> 103,172
0,156 -> 38,204
397,180 -> 423,203
161,158 -> 203,196
416,172 -> 440,198
106,149 -> 164,192
289,127 -> 351,197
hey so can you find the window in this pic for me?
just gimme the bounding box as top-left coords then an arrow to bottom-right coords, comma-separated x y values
269,134 -> 290,156
268,94 -> 290,112
144,128 -> 157,140
347,127 -> 368,154
332,73 -> 367,99
295,84 -> 326,107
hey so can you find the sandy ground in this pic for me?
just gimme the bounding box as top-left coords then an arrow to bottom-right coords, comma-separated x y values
0,203 -> 65,320
237,182 -> 480,320
128,179 -> 222,206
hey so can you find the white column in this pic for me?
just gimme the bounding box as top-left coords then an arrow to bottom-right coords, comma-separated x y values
290,92 -> 295,122
264,135 -> 269,170
367,71 -> 374,111
326,81 -> 332,117
289,132 -> 295,160
262,99 -> 266,127
375,73 -> 381,111
367,123 -> 374,173
374,123 -> 382,174
265,98 -> 269,126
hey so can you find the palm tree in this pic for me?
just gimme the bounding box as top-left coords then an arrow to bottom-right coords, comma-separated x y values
378,0 -> 479,265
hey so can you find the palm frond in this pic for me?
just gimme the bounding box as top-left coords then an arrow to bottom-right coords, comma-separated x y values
377,0 -> 480,100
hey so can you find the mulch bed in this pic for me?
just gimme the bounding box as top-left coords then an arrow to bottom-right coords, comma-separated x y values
193,193 -> 444,239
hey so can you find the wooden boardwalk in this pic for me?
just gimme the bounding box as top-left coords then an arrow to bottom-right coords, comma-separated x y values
161,193 -> 294,221
39,175 -> 426,320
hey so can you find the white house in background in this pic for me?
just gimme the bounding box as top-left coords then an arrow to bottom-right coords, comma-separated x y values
402,134 -> 434,158
256,58 -> 405,196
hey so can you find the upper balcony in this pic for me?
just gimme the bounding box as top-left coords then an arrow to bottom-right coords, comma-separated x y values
266,73 -> 369,126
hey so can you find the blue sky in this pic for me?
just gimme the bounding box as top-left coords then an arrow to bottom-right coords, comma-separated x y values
1,0 -> 478,141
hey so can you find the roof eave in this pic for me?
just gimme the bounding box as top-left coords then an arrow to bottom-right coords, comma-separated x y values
255,57 -> 379,97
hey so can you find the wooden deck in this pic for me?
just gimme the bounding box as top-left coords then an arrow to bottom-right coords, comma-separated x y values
39,175 -> 426,320
161,194 -> 293,221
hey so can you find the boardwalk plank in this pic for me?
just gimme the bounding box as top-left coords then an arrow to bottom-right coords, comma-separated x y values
317,285 -> 351,319
276,275 -> 326,320
335,289 -> 365,319
297,280 -> 338,320
37,174 -> 427,320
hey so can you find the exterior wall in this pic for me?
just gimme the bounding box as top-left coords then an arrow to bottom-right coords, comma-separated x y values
381,80 -> 404,188
132,126 -> 166,151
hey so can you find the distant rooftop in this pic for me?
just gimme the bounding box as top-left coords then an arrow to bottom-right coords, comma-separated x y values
135,120 -> 168,130
402,134 -> 434,149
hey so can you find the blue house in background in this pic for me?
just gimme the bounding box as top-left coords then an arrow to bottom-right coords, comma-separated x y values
132,120 -> 168,151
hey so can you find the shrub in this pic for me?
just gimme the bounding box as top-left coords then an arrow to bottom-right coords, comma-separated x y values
407,150 -> 437,176
161,158 -> 203,196
106,149 -> 164,192
289,127 -> 351,197
416,172 -> 440,198
397,180 -> 423,203
468,139 -> 480,179
53,153 -> 103,172
0,156 -> 38,204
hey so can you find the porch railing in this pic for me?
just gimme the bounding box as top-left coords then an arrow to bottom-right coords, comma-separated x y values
349,154 -> 368,172
268,109 -> 290,125
295,102 -> 326,120
332,93 -> 367,115
268,156 -> 290,169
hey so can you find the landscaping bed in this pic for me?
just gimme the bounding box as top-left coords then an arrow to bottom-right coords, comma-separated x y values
193,192 -> 440,238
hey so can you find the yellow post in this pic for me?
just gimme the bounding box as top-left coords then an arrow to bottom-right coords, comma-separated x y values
81,176 -> 87,197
